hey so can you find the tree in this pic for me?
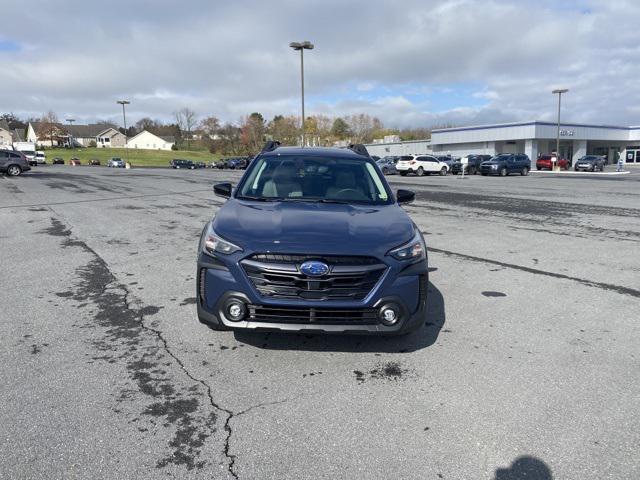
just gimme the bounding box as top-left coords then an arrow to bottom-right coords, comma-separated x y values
175,108 -> 198,149
267,115 -> 299,145
0,112 -> 26,130
135,117 -> 161,132
38,111 -> 61,147
331,117 -> 351,139
211,123 -> 243,155
240,112 -> 266,153
199,116 -> 221,138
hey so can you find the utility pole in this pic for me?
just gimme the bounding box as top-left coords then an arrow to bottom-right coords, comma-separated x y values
289,41 -> 314,147
117,100 -> 130,164
552,89 -> 568,165
66,118 -> 75,149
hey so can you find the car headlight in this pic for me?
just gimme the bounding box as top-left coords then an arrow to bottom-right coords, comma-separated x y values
388,231 -> 426,261
202,223 -> 243,256
491,164 -> 498,170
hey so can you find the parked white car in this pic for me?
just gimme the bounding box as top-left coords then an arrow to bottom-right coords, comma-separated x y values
396,154 -> 449,176
35,151 -> 46,164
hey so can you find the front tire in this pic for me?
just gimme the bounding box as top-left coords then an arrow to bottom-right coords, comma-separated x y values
499,167 -> 507,177
439,167 -> 447,176
382,167 -> 389,175
521,167 -> 529,176
469,166 -> 477,175
6,165 -> 22,176
416,167 -> 424,177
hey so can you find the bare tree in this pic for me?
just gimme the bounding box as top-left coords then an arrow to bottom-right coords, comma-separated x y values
175,108 -> 198,149
38,111 -> 60,147
199,116 -> 221,138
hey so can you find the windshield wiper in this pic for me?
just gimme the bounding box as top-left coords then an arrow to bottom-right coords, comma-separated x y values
237,196 -> 279,202
317,199 -> 352,204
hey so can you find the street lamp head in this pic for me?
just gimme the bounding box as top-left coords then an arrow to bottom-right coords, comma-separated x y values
117,100 -> 130,105
552,89 -> 569,94
289,41 -> 314,50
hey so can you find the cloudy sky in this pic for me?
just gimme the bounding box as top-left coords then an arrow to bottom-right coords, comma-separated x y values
1,0 -> 639,128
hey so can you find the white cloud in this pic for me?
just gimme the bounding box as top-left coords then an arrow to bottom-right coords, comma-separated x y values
0,0 -> 639,128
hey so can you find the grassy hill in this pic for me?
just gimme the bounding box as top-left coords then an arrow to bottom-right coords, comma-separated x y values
43,147 -> 221,167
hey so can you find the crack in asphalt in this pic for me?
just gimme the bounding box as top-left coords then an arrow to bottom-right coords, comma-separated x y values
428,246 -> 640,298
41,211 -> 296,478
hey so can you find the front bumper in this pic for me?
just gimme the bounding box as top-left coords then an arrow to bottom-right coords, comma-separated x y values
196,250 -> 428,335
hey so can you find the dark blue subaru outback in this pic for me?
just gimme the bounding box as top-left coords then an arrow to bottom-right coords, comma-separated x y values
196,143 -> 428,334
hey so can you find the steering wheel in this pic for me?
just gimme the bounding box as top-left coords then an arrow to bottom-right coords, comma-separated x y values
334,188 -> 361,198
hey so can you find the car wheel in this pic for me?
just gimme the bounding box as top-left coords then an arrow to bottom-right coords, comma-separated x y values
521,167 -> 529,176
600,165 -> 604,172
416,167 -> 424,177
382,167 -> 388,175
400,171 -> 407,176
499,167 -> 507,177
469,167 -> 477,175
6,165 -> 22,176
439,167 -> 447,176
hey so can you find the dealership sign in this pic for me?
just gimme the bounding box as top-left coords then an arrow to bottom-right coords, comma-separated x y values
560,129 -> 575,136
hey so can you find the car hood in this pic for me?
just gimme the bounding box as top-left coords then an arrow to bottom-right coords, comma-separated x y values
212,199 -> 416,257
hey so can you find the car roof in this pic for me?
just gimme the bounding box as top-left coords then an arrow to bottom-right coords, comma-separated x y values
261,146 -> 371,160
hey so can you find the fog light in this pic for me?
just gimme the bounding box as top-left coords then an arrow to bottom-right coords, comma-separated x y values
379,305 -> 400,326
226,301 -> 246,322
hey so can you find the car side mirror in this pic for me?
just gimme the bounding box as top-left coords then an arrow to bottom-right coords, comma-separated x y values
397,189 -> 415,205
213,182 -> 232,199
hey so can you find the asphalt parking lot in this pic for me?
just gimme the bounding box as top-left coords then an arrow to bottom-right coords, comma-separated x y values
1,166 -> 639,479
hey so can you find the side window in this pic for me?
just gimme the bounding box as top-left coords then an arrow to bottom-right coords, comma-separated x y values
416,156 -> 428,162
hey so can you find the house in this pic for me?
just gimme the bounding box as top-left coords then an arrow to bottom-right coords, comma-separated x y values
65,124 -> 116,147
27,121 -> 66,147
0,120 -> 12,148
96,127 -> 126,148
126,130 -> 175,150
25,121 -> 120,147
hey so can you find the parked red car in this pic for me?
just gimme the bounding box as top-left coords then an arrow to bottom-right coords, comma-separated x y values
70,158 -> 82,166
536,154 -> 569,170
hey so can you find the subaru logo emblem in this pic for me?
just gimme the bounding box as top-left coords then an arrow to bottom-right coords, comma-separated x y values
300,260 -> 329,277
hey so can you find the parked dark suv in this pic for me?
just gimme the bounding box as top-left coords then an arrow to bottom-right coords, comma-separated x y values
170,159 -> 196,169
451,154 -> 492,175
197,143 -> 428,335
0,150 -> 31,176
480,153 -> 531,176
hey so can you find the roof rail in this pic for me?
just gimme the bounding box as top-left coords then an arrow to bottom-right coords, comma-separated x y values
261,140 -> 281,153
347,143 -> 370,157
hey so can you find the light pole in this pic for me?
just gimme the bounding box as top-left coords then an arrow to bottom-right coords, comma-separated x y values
117,100 -> 130,164
552,88 -> 568,163
66,118 -> 75,149
289,41 -> 314,147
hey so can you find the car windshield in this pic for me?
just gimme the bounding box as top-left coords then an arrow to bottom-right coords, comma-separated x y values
490,154 -> 511,161
237,155 -> 391,205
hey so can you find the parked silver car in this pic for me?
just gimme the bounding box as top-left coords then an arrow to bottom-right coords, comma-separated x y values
107,157 -> 125,168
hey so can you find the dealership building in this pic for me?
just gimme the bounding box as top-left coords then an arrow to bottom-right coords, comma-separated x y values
365,121 -> 640,164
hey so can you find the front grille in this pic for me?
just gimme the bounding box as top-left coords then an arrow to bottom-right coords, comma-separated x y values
247,305 -> 378,325
241,255 -> 386,301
